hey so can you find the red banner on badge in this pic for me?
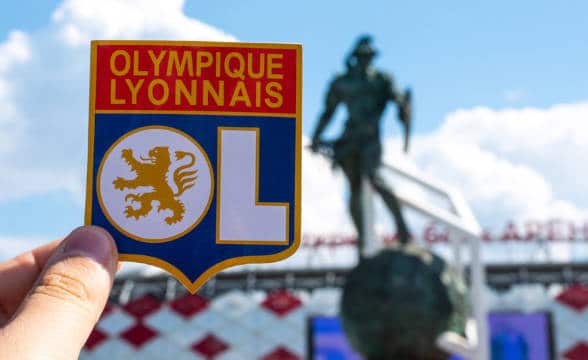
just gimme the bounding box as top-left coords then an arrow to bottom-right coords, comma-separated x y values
94,43 -> 298,115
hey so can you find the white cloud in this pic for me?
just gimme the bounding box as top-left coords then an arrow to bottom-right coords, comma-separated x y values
0,235 -> 51,260
51,0 -> 234,46
0,0 -> 235,203
301,137 -> 351,234
303,102 -> 588,236
380,103 -> 588,232
0,31 -> 30,156
0,31 -> 31,73
414,103 -> 588,226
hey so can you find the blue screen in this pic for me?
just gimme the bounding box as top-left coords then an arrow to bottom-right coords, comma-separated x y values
489,312 -> 552,360
311,316 -> 362,360
310,314 -> 551,360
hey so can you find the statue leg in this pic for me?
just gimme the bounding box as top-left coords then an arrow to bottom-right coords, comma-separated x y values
341,157 -> 365,258
369,171 -> 410,245
349,182 -> 365,258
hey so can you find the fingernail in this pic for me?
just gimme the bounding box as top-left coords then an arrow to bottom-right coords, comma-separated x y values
63,226 -> 116,271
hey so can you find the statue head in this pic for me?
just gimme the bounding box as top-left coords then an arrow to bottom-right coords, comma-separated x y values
348,35 -> 377,71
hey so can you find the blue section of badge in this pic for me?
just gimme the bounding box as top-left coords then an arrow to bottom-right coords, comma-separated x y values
91,113 -> 297,282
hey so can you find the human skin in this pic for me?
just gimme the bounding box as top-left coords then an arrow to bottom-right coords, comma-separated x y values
0,226 -> 118,360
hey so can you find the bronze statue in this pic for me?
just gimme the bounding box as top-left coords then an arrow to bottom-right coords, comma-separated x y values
311,35 -> 412,255
316,36 -> 467,360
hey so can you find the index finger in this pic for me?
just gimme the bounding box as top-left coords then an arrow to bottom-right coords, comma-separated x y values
0,238 -> 63,325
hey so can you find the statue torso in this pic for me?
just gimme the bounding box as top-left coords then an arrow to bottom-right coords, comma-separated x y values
332,69 -> 392,139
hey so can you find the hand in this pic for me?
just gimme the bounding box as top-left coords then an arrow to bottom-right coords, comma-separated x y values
0,226 -> 118,359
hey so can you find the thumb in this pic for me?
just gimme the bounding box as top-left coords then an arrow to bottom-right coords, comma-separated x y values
1,226 -> 117,360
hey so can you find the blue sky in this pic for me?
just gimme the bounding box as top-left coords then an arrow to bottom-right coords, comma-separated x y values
0,0 -> 587,253
2,0 -> 587,135
190,0 -> 588,133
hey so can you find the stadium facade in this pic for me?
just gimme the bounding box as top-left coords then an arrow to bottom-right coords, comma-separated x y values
79,228 -> 588,360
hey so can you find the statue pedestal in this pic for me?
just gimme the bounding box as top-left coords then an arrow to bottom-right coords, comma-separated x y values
340,246 -> 468,360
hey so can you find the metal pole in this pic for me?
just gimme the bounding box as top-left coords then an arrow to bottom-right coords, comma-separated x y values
361,177 -> 378,258
450,228 -> 463,276
469,232 -> 489,360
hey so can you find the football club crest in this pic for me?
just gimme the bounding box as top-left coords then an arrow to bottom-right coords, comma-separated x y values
86,41 -> 302,292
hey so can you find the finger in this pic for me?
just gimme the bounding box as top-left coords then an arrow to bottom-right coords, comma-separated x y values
0,239 -> 62,324
0,226 -> 117,359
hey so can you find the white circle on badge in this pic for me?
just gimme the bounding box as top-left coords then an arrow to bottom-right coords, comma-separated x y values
97,126 -> 213,242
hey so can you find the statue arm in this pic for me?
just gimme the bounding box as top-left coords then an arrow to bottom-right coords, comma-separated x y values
386,74 -> 410,126
385,74 -> 412,152
311,80 -> 340,147
386,74 -> 404,105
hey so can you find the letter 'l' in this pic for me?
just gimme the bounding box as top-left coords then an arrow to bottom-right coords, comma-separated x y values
217,128 -> 288,243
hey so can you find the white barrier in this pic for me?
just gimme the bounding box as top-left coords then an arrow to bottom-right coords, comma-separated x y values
379,161 -> 489,360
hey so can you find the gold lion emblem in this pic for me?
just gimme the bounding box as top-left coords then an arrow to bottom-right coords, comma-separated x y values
113,146 -> 197,225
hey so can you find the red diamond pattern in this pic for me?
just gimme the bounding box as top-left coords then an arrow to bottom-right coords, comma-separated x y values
123,295 -> 162,318
191,333 -> 229,358
100,302 -> 115,318
77,285 -> 588,360
262,346 -> 301,360
170,293 -> 208,318
557,285 -> 588,312
262,290 -> 302,317
84,328 -> 108,351
564,342 -> 588,360
120,323 -> 158,348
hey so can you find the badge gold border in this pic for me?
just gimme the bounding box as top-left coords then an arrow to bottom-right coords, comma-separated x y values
85,40 -> 302,293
